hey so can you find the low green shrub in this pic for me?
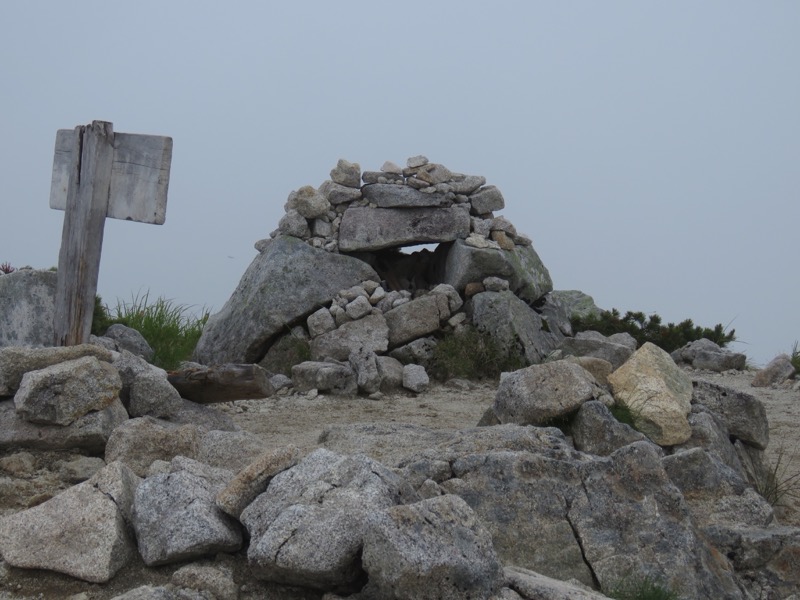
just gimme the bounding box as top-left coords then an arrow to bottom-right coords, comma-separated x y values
96,292 -> 209,371
571,308 -> 735,354
606,575 -> 679,600
790,341 -> 800,373
429,326 -> 526,381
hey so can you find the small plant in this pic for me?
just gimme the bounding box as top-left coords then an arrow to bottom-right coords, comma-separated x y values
610,404 -> 637,428
753,443 -> 800,507
790,341 -> 800,373
429,326 -> 526,381
606,574 -> 680,600
0,262 -> 15,274
96,292 -> 209,371
571,308 -> 735,354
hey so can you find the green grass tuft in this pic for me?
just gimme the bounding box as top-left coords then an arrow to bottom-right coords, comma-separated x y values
429,326 -> 526,381
606,575 -> 680,600
754,443 -> 800,508
96,292 -> 209,371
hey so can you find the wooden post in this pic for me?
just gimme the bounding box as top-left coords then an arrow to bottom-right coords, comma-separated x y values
50,121 -> 172,346
53,121 -> 114,346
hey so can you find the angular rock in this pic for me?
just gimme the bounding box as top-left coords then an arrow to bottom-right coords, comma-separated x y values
673,405 -> 748,479
197,429 -> 271,473
319,179 -> 362,205
571,400 -> 646,456
376,355 -> 404,392
564,355 -> 613,387
0,344 -> 114,396
102,323 -> 154,362
307,307 -> 336,338
607,342 -> 693,446
345,295 -> 372,320
285,185 -> 330,219
0,269 -> 58,348
385,294 -> 449,347
194,236 -> 378,364
662,447 -> 773,530
240,449 -> 417,589
56,455 -> 106,483
278,208 -> 310,238
105,417 -> 203,477
132,457 -> 242,566
0,464 -> 137,582
14,356 -> 121,425
443,239 -> 552,305
503,566 -> 610,600
216,446 -> 301,519
430,283 -> 464,312
471,290 -> 557,365
338,206 -> 470,252
310,313 -> 389,361
752,353 -> 796,387
469,185 -> 505,214
361,495 -> 504,600
361,183 -> 450,208
402,364 -> 429,393
330,159 -> 361,188
388,336 -> 437,367
559,331 -> 634,370
691,380 -> 769,450
671,338 -> 746,372
349,347 -> 381,394
493,360 -> 607,425
0,397 -> 128,453
548,289 -> 602,320
291,361 -> 357,395
567,442 -> 743,598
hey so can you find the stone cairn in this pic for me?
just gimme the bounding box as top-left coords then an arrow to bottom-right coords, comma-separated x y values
274,155 -> 529,255
193,156 -> 561,396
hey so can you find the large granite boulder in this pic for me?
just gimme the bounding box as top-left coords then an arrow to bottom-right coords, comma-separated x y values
0,397 -> 128,453
0,344 -> 114,396
132,457 -> 242,566
608,343 -> 694,446
471,290 -> 556,365
559,330 -> 635,370
672,338 -> 746,372
492,360 -> 609,426
240,448 -> 418,590
193,235 -> 378,364
0,462 -> 139,583
442,239 -> 552,304
752,353 -> 796,387
0,269 -> 58,348
360,494 -> 504,600
14,356 -> 121,426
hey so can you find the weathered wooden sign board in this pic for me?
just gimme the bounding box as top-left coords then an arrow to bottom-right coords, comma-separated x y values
49,120 -> 172,346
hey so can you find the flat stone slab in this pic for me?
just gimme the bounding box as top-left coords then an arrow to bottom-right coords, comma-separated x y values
338,206 -> 470,252
0,398 -> 128,453
362,183 -> 450,208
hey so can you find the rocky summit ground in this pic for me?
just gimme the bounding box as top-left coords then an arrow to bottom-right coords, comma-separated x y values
0,366 -> 798,599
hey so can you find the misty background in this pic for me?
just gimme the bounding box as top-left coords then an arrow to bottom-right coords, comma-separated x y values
1,2 -> 797,366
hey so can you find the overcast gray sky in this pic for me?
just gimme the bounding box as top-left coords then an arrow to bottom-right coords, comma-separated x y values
1,2 -> 797,366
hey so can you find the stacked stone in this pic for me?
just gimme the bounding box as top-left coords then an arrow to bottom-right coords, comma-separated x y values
287,280 -> 469,396
272,155 -> 533,253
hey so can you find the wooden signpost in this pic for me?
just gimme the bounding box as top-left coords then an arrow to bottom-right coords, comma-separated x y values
49,120 -> 172,346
